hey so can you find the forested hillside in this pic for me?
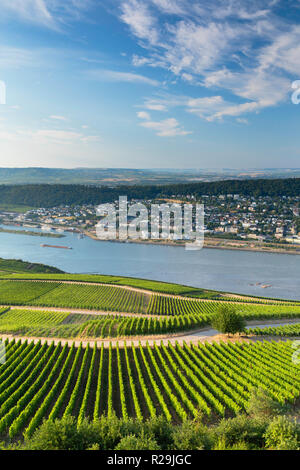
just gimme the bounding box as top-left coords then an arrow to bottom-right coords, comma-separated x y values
0,178 -> 299,208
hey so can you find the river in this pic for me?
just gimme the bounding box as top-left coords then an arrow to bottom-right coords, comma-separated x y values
0,225 -> 299,300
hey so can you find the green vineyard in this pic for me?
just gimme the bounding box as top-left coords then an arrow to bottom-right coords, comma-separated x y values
0,309 -> 209,339
249,323 -> 300,337
146,294 -> 300,319
0,280 -> 299,322
0,281 -> 150,313
0,339 -> 298,439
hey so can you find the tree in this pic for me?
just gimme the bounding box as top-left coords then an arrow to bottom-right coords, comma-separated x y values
211,305 -> 246,336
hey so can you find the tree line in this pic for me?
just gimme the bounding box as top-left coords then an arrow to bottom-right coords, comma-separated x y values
0,178 -> 299,208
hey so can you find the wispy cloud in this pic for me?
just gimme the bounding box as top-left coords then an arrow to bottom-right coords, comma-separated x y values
120,0 -> 159,45
49,115 -> 68,121
0,128 -> 100,145
0,46 -> 36,68
86,69 -> 159,86
0,0 -> 55,28
0,0 -> 93,30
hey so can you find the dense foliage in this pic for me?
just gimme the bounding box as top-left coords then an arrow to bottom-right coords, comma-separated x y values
3,404 -> 299,450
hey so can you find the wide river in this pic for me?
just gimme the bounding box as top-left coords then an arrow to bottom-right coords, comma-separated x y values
0,225 -> 299,300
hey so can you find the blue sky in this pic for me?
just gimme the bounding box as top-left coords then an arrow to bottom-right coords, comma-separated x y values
0,0 -> 300,168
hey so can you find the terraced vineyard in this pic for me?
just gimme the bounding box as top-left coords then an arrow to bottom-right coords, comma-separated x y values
0,280 -> 300,322
0,309 -> 209,339
0,339 -> 298,439
0,281 -> 150,313
147,294 -> 300,319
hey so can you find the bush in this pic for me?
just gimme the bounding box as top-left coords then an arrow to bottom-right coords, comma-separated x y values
144,415 -> 174,450
210,414 -> 268,450
246,387 -> 284,419
264,416 -> 299,450
24,416 -> 95,450
172,420 -> 211,450
115,434 -> 160,450
211,305 -> 246,335
213,436 -> 251,450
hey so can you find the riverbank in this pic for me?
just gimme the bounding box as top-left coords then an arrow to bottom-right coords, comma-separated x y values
0,228 -> 65,238
84,230 -> 300,255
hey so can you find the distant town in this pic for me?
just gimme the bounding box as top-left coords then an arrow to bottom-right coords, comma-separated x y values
0,193 -> 299,251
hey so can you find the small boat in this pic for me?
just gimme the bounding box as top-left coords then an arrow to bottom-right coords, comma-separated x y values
40,244 -> 72,250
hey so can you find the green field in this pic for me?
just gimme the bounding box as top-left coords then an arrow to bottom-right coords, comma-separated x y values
0,339 -> 298,439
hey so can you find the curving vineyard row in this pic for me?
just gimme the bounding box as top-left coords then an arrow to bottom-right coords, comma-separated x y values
249,323 -> 300,337
0,338 -> 298,438
147,294 -> 300,319
0,309 -> 209,339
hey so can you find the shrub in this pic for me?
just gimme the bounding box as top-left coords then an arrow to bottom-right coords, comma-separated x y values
115,434 -> 160,450
246,387 -> 284,419
210,415 -> 268,450
213,436 -> 251,450
264,416 -> 299,450
24,416 -> 93,450
172,420 -> 211,450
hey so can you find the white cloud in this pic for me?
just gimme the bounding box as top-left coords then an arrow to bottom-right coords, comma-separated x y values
150,0 -> 184,15
120,0 -> 159,45
236,117 -> 249,124
187,94 -> 264,121
138,112 -> 191,137
49,115 -> 68,121
137,111 -> 151,120
87,69 -> 159,86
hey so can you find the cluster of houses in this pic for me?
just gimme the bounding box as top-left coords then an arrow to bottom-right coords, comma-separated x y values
0,194 -> 299,245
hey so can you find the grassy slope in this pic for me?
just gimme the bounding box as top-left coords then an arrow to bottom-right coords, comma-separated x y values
0,258 -> 64,274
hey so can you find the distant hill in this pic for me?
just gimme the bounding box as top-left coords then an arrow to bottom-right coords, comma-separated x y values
0,178 -> 299,208
0,167 -> 300,186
